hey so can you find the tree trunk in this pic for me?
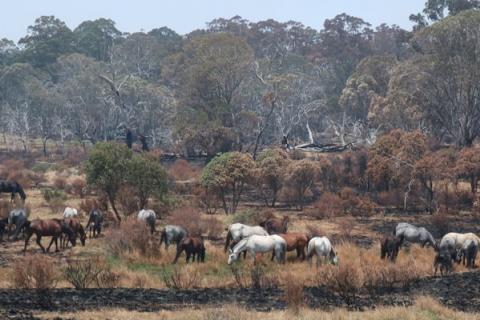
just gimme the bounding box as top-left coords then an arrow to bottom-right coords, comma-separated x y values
42,137 -> 48,158
109,197 -> 121,222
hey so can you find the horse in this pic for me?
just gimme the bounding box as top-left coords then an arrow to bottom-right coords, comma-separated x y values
381,235 -> 403,262
86,209 -> 104,238
24,219 -> 76,253
63,207 -> 78,218
227,235 -> 286,265
0,217 -> 8,241
160,225 -> 188,250
224,223 -> 269,253
137,209 -> 156,235
439,232 -> 480,264
0,180 -> 26,202
434,249 -> 453,276
307,236 -> 339,267
394,223 -> 437,249
60,218 -> 86,248
457,239 -> 478,268
8,208 -> 28,240
173,237 -> 205,264
275,232 -> 309,261
259,216 -> 289,235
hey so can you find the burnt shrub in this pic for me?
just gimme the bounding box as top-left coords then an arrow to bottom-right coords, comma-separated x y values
63,257 -> 119,289
105,218 -> 159,258
12,255 -> 58,289
169,159 -> 201,181
161,266 -> 200,289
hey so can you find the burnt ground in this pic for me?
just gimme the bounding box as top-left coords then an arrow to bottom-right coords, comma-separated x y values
1,270 -> 480,319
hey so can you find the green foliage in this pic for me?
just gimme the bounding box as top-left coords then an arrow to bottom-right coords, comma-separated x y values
126,154 -> 168,208
201,152 -> 255,214
256,149 -> 290,207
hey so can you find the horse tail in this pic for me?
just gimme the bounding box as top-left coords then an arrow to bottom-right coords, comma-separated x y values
224,230 -> 232,252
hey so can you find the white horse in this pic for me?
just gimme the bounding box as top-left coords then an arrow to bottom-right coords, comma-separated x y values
307,236 -> 339,267
224,223 -> 269,252
394,223 -> 437,248
137,209 -> 157,234
439,232 -> 480,259
458,239 -> 478,268
63,207 -> 78,218
227,235 -> 286,265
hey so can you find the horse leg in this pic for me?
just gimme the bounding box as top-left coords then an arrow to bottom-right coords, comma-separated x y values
37,235 -> 46,253
46,237 -> 55,253
23,230 -> 33,253
173,247 -> 183,264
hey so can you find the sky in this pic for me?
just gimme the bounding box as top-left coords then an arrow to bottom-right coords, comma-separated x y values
1,0 -> 425,42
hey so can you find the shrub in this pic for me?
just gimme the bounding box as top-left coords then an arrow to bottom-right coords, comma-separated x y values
105,218 -> 159,258
283,273 -> 304,315
12,255 -> 58,289
430,210 -> 450,237
230,209 -> 256,225
68,177 -> 86,198
199,216 -> 224,239
169,159 -> 201,181
118,186 -> 140,216
309,192 -> 345,219
230,264 -> 249,289
284,159 -> 319,210
31,162 -> 51,173
0,200 -> 13,219
255,148 -> 290,207
53,176 -> 67,190
250,264 -> 279,289
318,264 -> 362,305
63,257 -> 117,289
42,189 -> 67,214
161,266 -> 200,289
201,152 -> 255,214
167,206 -> 220,237
79,198 -> 108,215
195,186 -> 220,214
7,170 -> 34,188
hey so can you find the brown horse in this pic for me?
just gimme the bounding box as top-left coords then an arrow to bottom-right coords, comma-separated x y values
173,237 -> 205,264
60,218 -> 86,248
381,235 -> 403,262
260,216 -> 289,235
24,219 -> 76,253
273,233 -> 309,261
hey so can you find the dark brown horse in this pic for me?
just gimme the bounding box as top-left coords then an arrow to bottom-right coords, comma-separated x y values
60,218 -> 86,248
380,235 -> 403,262
0,180 -> 26,202
173,237 -> 205,264
24,219 -> 76,253
274,233 -> 309,261
259,216 -> 289,235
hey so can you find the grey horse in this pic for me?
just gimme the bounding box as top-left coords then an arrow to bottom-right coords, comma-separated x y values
8,208 -> 28,240
86,209 -> 104,238
394,223 -> 437,249
159,225 -> 188,250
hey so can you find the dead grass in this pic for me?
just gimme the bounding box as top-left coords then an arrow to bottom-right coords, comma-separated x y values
35,296 -> 479,320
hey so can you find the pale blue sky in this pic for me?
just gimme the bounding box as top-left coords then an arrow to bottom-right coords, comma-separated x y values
1,0 -> 425,41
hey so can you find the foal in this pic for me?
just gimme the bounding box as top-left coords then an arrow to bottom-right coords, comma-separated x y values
173,237 -> 205,264
380,235 -> 403,262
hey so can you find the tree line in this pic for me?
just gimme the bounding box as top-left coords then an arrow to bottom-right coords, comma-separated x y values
1,1 -> 480,158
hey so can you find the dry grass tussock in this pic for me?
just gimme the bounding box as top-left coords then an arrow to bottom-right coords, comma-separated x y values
34,297 -> 479,320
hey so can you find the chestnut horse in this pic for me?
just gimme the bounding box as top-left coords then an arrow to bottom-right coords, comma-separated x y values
24,219 -> 76,253
173,237 -> 205,264
259,216 -> 289,235
274,233 -> 309,261
60,218 -> 86,248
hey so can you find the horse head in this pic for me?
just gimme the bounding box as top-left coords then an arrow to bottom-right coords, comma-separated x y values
227,251 -> 238,265
61,223 -> 77,247
330,249 -> 339,266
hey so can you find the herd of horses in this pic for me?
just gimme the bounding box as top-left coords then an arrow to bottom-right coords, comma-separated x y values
381,223 -> 479,276
0,179 -> 477,276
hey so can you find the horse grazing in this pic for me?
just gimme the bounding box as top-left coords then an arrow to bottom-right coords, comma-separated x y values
224,223 -> 269,253
0,180 -> 26,202
137,209 -> 156,235
381,235 -> 403,262
173,237 -> 205,264
228,235 -> 286,265
160,225 -> 188,250
276,232 -> 309,261
60,218 -> 86,248
259,216 -> 289,235
440,232 -> 480,267
394,223 -> 437,249
307,236 -> 339,267
63,207 -> 78,219
8,208 -> 28,240
457,239 -> 478,268
434,249 -> 453,276
86,209 -> 104,238
24,219 -> 76,253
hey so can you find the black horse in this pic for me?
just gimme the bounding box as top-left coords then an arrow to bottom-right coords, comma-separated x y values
0,181 -> 26,202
